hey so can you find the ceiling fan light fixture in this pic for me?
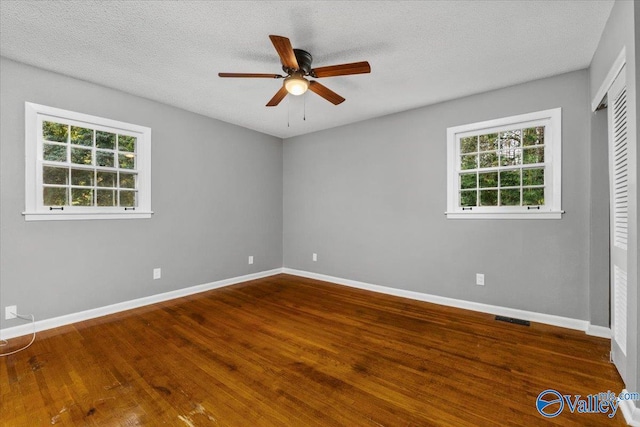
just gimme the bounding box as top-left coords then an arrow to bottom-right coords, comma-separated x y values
284,74 -> 309,96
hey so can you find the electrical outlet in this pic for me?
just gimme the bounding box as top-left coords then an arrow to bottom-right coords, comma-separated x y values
5,305 -> 17,320
248,256 -> 254,265
153,268 -> 161,280
476,273 -> 485,286
312,253 -> 317,262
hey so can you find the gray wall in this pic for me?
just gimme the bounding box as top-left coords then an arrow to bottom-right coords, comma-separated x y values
0,57 -> 283,330
635,0 -> 640,401
589,0 -> 639,398
589,107 -> 610,329
284,70 -> 595,322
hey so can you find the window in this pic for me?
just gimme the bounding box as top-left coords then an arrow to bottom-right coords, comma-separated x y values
446,108 -> 562,219
24,102 -> 152,221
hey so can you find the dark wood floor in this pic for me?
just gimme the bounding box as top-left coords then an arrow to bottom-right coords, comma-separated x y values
0,274 -> 627,426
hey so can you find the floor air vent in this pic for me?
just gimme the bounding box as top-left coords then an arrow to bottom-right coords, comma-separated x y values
495,315 -> 530,326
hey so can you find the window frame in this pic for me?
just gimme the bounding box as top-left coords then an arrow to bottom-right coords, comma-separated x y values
24,102 -> 152,221
446,108 -> 563,219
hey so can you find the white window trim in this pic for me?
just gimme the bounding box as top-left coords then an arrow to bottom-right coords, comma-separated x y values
24,102 -> 153,221
446,108 -> 563,219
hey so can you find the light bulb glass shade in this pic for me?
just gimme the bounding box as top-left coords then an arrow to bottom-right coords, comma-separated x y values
284,75 -> 309,96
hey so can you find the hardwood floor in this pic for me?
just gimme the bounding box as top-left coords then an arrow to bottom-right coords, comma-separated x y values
0,274 -> 627,426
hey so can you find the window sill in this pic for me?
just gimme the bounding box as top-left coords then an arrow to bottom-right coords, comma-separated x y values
445,210 -> 564,220
23,211 -> 153,221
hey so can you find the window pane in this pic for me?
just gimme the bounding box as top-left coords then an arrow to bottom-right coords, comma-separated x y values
72,188 -> 94,206
43,166 -> 68,185
523,168 -> 544,186
479,152 -> 498,168
523,127 -> 544,146
118,135 -> 136,152
43,187 -> 67,206
96,131 -> 116,149
499,130 -> 521,149
460,190 -> 477,207
460,173 -> 476,189
119,190 -> 136,207
523,188 -> 544,206
97,171 -> 116,188
119,172 -> 136,189
479,133 -> 498,151
500,148 -> 521,166
70,126 -> 93,146
119,154 -> 135,169
523,147 -> 544,164
97,189 -> 116,206
480,189 -> 498,206
460,154 -> 477,170
71,147 -> 92,165
96,150 -> 115,167
71,169 -> 93,186
43,143 -> 67,162
500,170 -> 520,187
43,121 -> 68,142
478,172 -> 498,188
500,188 -> 520,206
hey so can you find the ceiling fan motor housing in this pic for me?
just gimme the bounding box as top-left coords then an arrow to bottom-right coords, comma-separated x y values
284,49 -> 313,75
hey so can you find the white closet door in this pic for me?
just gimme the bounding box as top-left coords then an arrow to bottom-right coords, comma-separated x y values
608,65 -> 628,377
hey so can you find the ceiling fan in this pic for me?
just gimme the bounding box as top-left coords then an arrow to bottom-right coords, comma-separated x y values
219,35 -> 371,107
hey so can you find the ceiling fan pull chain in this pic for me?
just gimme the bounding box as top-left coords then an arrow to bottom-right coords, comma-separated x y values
287,97 -> 290,128
304,94 -> 306,121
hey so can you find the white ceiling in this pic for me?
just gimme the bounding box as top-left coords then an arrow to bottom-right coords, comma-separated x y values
1,1 -> 613,139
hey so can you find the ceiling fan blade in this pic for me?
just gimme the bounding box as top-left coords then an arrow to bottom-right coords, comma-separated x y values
308,81 -> 345,105
266,85 -> 289,107
311,61 -> 371,78
218,73 -> 283,78
269,35 -> 299,70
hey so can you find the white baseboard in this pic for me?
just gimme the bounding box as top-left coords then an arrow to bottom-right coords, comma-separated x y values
620,390 -> 640,426
587,324 -> 612,339
283,268 -> 606,335
1,267 -> 610,343
0,268 -> 283,341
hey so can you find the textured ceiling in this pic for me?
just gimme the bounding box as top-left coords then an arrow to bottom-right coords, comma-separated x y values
1,1 -> 613,138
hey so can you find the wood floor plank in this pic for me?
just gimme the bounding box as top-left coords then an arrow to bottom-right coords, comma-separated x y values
0,274 -> 628,426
